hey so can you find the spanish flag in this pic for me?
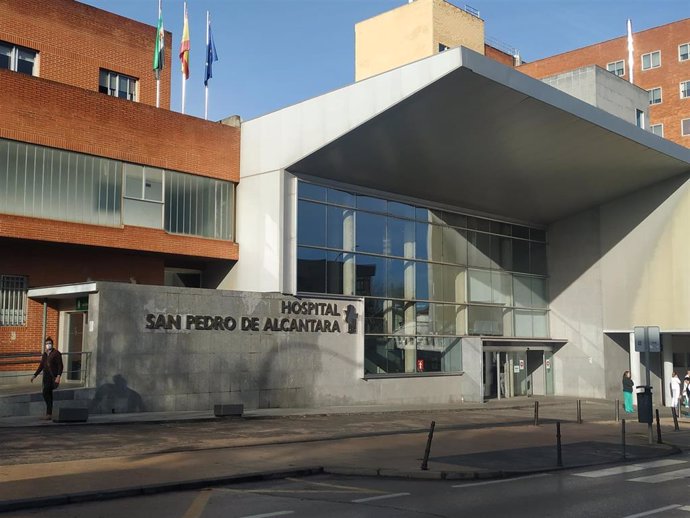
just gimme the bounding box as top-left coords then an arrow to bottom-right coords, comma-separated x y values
179,2 -> 190,79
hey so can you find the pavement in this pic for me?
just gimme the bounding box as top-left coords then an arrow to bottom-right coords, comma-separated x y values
1,396 -> 689,513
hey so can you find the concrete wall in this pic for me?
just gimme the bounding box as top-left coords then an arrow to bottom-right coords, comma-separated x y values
354,0 -> 484,82
85,282 -> 465,412
222,170 -> 285,292
541,66 -> 648,126
548,207 -> 606,398
548,173 -> 690,402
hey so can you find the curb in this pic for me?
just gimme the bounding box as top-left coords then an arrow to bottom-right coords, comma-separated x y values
0,467 -> 324,514
0,443 -> 682,513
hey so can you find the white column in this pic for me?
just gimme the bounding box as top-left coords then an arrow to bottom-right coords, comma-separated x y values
342,210 -> 355,296
662,334 -> 673,407
404,220 -> 416,373
630,332 -> 641,405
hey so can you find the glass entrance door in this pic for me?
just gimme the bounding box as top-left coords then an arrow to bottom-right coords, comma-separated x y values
65,312 -> 85,381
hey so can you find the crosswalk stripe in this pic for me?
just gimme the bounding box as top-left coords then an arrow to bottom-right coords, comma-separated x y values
622,505 -> 682,517
352,492 -> 410,503
452,473 -> 550,488
574,459 -> 686,478
630,467 -> 690,483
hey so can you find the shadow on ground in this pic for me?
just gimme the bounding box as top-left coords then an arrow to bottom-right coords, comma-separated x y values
432,441 -> 672,471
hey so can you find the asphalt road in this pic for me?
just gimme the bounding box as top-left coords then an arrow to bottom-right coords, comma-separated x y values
7,452 -> 690,518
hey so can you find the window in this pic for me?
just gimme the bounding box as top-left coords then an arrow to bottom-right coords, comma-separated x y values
636,109 -> 645,129
123,164 -> 163,229
650,123 -> 664,137
606,60 -> 625,77
0,275 -> 28,326
648,87 -> 662,105
438,43 -> 450,52
641,51 -> 661,70
680,43 -> 690,62
0,41 -> 37,75
681,80 -> 690,99
99,69 -> 137,101
683,118 -> 690,137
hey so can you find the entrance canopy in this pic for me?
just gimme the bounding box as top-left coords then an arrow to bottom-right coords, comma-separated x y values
246,47 -> 690,225
28,283 -> 97,300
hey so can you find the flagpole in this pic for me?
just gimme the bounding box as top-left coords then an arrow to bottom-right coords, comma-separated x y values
205,10 -> 209,120
181,70 -> 186,114
627,19 -> 634,85
156,0 -> 162,108
181,0 -> 187,114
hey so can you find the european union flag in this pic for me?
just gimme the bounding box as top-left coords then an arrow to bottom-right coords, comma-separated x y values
205,20 -> 218,87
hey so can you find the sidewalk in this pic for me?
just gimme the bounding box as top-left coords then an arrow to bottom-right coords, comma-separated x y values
0,397 -> 686,513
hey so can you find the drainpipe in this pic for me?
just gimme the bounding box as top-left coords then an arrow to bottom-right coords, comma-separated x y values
41,299 -> 47,347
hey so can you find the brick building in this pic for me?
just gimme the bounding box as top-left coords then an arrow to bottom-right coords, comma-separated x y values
0,0 -> 239,378
518,18 -> 690,148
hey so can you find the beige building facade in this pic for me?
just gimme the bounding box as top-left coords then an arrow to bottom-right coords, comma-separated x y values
355,0 -> 485,81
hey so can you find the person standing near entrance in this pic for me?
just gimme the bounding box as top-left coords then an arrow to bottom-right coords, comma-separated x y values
30,337 -> 63,420
670,371 -> 682,418
622,370 -> 635,413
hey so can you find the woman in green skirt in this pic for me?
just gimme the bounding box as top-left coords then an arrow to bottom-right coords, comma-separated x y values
622,370 -> 635,413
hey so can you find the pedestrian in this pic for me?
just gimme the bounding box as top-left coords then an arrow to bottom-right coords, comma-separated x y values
622,370 -> 635,413
683,377 -> 690,416
670,371 -> 682,418
30,337 -> 63,420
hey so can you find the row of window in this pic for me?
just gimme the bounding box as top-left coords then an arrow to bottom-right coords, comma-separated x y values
607,43 -> 690,76
649,119 -> 690,138
648,82 -> 690,104
2,41 -> 138,102
0,138 -> 235,240
299,184 -> 547,242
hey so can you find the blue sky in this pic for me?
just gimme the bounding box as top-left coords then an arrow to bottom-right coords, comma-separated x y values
81,0 -> 687,122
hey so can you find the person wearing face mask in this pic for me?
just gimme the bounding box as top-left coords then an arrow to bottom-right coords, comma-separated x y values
30,337 -> 63,420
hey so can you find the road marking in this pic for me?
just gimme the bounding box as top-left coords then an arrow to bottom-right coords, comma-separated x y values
215,488 -> 365,494
679,506 -> 690,512
352,492 -> 411,503
630,467 -> 690,483
452,473 -> 550,488
284,477 -> 384,494
622,505 -> 682,517
575,459 -> 686,478
238,512 -> 294,518
181,489 -> 213,518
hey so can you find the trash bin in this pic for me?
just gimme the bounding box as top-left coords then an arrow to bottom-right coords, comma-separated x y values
637,386 -> 653,424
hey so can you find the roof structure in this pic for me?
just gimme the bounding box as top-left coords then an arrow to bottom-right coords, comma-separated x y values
242,47 -> 690,224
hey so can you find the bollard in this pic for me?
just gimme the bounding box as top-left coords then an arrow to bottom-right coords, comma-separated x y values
577,400 -> 582,424
556,421 -> 563,467
621,419 -> 626,460
534,401 -> 539,426
656,409 -> 662,444
420,420 -> 436,471
615,399 -> 620,422
672,407 -> 680,431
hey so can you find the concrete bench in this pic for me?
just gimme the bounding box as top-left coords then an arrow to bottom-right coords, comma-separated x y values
53,407 -> 89,423
214,404 -> 244,417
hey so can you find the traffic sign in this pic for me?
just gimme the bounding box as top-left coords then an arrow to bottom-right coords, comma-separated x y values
634,326 -> 661,352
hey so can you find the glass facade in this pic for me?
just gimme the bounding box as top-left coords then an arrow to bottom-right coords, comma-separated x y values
296,180 -> 549,376
0,138 -> 234,240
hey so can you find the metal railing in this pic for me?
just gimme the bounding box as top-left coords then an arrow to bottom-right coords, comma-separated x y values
0,351 -> 91,385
